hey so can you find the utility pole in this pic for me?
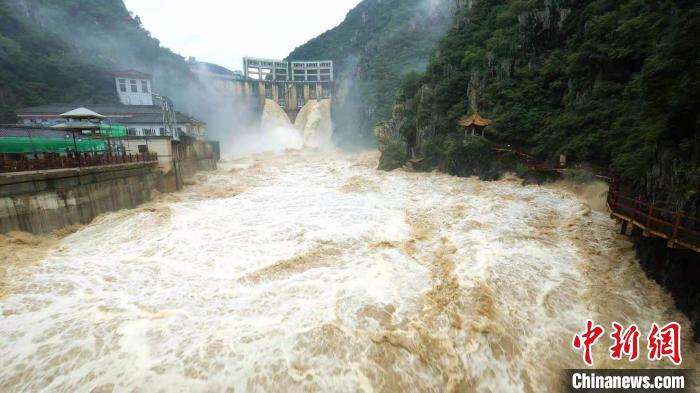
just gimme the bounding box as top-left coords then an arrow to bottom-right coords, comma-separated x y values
72,130 -> 81,168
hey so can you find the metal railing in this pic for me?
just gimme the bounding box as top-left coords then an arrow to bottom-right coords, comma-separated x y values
607,188 -> 700,253
0,153 -> 158,174
489,143 -> 618,181
487,142 -> 699,252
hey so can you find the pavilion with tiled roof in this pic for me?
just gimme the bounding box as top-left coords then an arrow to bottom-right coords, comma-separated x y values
459,112 -> 492,137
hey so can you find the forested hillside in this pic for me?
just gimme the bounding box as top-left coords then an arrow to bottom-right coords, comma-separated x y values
287,0 -> 457,147
386,0 -> 699,212
0,0 -> 205,124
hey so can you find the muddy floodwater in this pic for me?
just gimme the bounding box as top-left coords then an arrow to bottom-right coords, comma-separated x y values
1,150 -> 698,392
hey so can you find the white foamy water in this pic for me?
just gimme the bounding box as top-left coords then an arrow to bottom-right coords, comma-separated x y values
1,150 -> 698,392
295,100 -> 333,149
261,99 -> 293,131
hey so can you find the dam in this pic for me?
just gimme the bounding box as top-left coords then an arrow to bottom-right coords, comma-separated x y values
193,57 -> 336,126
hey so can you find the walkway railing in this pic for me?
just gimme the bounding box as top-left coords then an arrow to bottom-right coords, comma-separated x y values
488,141 -> 699,252
607,188 -> 700,253
490,143 -> 617,181
0,153 -> 158,174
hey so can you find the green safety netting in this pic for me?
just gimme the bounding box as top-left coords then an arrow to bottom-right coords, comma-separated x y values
97,124 -> 127,137
0,137 -> 106,154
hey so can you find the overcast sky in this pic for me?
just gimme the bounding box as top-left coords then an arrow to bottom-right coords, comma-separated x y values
122,0 -> 362,71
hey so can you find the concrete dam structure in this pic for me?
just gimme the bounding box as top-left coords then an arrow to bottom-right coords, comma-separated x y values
228,78 -> 335,124
192,57 -> 336,125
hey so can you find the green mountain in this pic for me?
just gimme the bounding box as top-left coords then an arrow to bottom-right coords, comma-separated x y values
287,0 -> 457,148
387,0 -> 699,211
0,0 -> 221,129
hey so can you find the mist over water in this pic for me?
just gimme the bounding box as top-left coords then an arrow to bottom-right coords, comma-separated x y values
1,149 -> 698,392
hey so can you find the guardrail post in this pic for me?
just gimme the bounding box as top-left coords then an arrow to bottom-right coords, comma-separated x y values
620,220 -> 628,235
671,211 -> 684,245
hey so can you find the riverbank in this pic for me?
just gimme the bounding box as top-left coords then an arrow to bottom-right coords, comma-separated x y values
0,141 -> 218,234
0,162 -> 160,234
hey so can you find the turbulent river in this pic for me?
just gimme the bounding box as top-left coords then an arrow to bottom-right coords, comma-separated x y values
1,150 -> 698,392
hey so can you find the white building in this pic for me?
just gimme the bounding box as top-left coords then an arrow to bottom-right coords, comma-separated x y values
242,58 -> 334,82
17,69 -> 206,141
243,58 -> 290,81
114,70 -> 154,106
291,61 -> 334,82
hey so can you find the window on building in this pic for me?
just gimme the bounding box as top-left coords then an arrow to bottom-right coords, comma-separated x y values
247,67 -> 261,80
322,83 -> 330,99
119,79 -> 127,92
130,80 -> 138,93
251,82 -> 259,95
138,145 -> 149,153
296,85 -> 305,108
141,80 -> 149,93
143,128 -> 155,136
264,83 -> 272,99
261,68 -> 272,81
127,128 -> 137,136
159,127 -> 165,135
277,85 -> 287,108
309,84 -> 317,99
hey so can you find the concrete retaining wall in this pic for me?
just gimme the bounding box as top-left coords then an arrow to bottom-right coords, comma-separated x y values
173,140 -> 217,189
0,162 -> 159,234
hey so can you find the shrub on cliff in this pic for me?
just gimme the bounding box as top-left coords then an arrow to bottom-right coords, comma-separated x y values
378,140 -> 407,171
447,136 -> 501,179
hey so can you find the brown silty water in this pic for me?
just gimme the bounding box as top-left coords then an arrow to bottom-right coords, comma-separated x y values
1,150 -> 697,392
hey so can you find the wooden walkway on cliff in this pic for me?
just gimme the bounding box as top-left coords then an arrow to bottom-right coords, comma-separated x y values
490,143 -> 700,253
490,144 -> 617,181
607,188 -> 700,253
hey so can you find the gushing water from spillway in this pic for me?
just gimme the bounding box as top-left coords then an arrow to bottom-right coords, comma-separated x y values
261,99 -> 294,131
295,99 -> 333,148
250,99 -> 333,154
1,151 -> 698,392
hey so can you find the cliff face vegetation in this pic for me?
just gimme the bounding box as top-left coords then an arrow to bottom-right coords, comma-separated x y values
287,0 -> 457,148
0,0 -> 204,123
386,0 -> 699,212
